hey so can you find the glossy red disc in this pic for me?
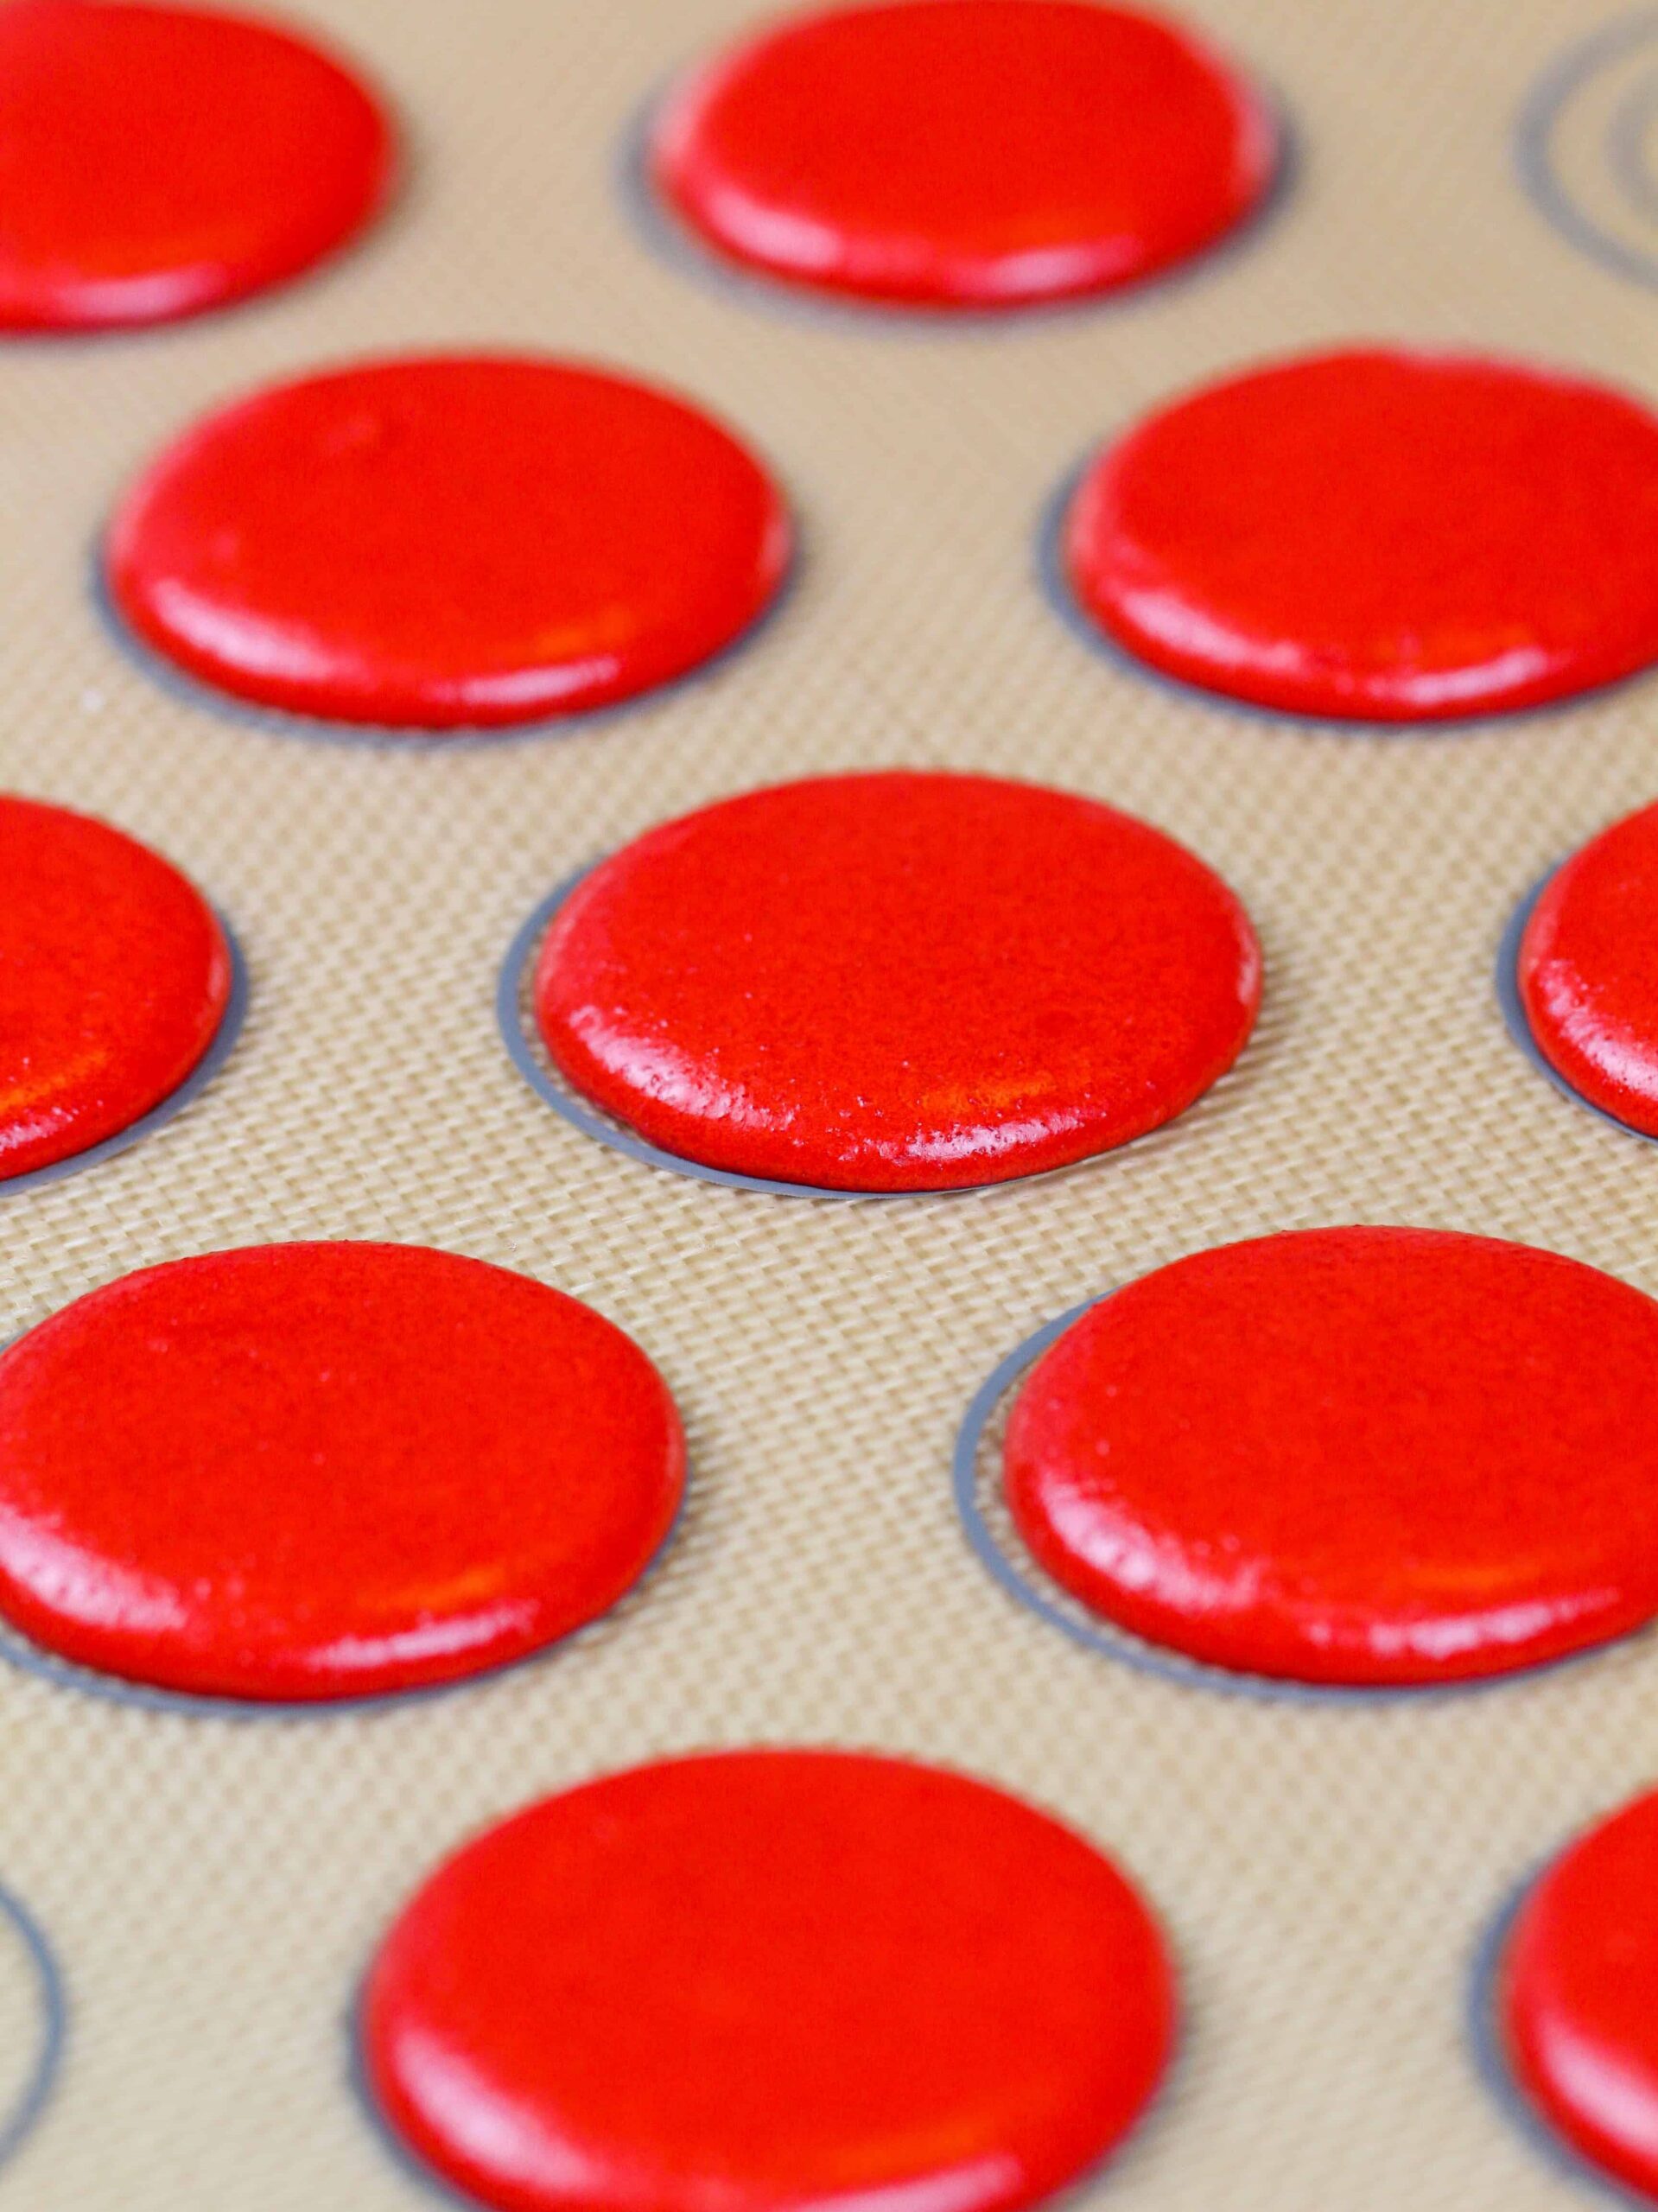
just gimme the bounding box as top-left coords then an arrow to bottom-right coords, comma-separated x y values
0,1243 -> 684,1701
651,0 -> 1275,309
106,355 -> 791,728
0,1 -> 392,333
1064,349 -> 1658,721
533,771 -> 1261,1192
1004,1227 -> 1658,1686
0,795 -> 232,1182
1518,802 -> 1658,1137
364,1749 -> 1176,2212
1502,1788 -> 1658,2202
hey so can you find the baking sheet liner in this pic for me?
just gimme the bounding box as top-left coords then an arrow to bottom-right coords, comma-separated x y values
2,1 -> 1656,2204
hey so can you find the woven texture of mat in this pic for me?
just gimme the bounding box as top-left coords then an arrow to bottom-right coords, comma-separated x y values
2,0 -> 1656,2203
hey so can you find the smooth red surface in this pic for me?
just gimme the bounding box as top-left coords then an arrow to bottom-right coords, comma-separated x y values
0,1 -> 391,332
364,1749 -> 1176,2212
0,1243 -> 684,1701
652,0 -> 1275,309
106,355 -> 791,728
1519,803 -> 1658,1137
1502,1789 -> 1658,2203
0,795 -> 231,1181
1004,1227 -> 1658,1686
534,771 -> 1261,1192
1065,349 -> 1658,721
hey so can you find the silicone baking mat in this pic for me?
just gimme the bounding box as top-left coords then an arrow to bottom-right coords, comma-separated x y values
3,0 -> 1657,2203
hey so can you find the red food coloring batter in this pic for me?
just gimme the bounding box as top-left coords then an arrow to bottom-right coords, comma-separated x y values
533,771 -> 1261,1192
0,1 -> 392,333
0,1243 -> 684,1701
651,0 -> 1275,309
1518,802 -> 1658,1137
1004,1226 -> 1658,1687
1501,1788 -> 1658,2204
363,1749 -> 1176,2212
0,796 -> 232,1182
106,355 -> 791,728
1065,349 -> 1658,721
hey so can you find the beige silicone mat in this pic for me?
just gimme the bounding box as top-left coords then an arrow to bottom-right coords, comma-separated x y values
3,0 -> 1658,2202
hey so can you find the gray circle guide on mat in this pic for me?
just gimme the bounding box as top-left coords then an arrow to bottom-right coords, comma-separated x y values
88,492 -> 800,753
0,1274 -> 690,1721
1,914 -> 249,1200
0,1885 -> 65,2175
613,74 -> 1300,335
0,1454 -> 689,1723
956,1296 -> 1657,1706
1495,867 -> 1658,1146
1516,10 -> 1658,289
1467,1853 -> 1658,2210
498,873 -> 1159,1203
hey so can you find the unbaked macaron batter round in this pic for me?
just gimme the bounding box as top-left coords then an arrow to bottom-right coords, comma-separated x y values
0,795 -> 232,1182
1004,1226 -> 1658,1686
1064,348 -> 1658,720
106,354 -> 791,728
1517,801 -> 1658,1136
0,1243 -> 684,1701
532,771 -> 1261,1191
1500,1788 -> 1658,2202
0,0 -> 392,332
651,0 -> 1276,308
363,1749 -> 1176,2212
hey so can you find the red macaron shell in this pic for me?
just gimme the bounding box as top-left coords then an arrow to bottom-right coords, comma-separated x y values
1004,1227 -> 1658,1687
1502,1789 -> 1658,2202
363,1749 -> 1176,2212
0,796 -> 232,1181
651,0 -> 1275,309
532,772 -> 1261,1192
0,1243 -> 684,1701
1519,802 -> 1658,1137
0,1 -> 392,333
106,355 -> 791,728
1064,349 -> 1658,721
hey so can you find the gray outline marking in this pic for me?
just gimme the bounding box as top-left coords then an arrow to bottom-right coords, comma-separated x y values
1469,1850 -> 1658,2210
3,912 -> 248,1198
1516,10 -> 1658,289
341,1822 -> 1185,2212
498,871 -> 1240,1203
345,1979 -> 489,2212
956,1300 -> 1655,1705
0,1279 -> 689,1721
1036,442 -> 1658,736
1607,64 -> 1658,220
1496,867 -> 1658,1145
89,448 -> 799,753
613,68 -> 1299,334
499,874 -> 899,1201
0,1885 -> 64,2176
